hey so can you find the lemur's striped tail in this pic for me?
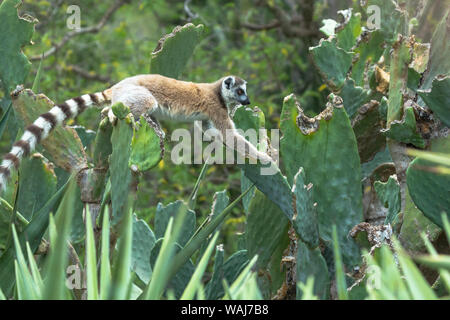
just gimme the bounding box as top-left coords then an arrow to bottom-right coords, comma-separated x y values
0,89 -> 111,191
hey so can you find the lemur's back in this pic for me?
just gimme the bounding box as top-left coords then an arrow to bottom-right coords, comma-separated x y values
113,74 -> 223,113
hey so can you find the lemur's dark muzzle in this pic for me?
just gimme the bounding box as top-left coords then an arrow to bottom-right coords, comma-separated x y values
242,98 -> 251,105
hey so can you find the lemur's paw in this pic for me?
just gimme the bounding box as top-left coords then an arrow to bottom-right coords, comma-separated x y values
101,107 -> 118,125
259,153 -> 273,165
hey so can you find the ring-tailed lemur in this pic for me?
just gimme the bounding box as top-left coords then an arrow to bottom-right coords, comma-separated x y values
0,74 -> 272,191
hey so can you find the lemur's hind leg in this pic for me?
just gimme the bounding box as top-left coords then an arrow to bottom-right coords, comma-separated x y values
103,84 -> 159,124
107,85 -> 165,152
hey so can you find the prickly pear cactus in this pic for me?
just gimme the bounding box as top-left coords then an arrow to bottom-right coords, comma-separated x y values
245,190 -> 289,269
12,89 -> 88,172
154,200 -> 196,247
234,105 -> 294,220
292,167 -> 319,248
280,94 -> 363,267
406,138 -> 450,229
131,215 -> 156,284
296,240 -> 329,299
0,0 -> 36,95
309,39 -> 353,91
150,23 -> 204,78
418,77 -> 450,127
382,106 -> 426,148
16,154 -> 57,221
130,116 -> 163,171
205,247 -> 249,300
374,175 -> 401,225
110,103 -> 134,225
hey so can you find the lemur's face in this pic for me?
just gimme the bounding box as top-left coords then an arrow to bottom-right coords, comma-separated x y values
222,76 -> 250,106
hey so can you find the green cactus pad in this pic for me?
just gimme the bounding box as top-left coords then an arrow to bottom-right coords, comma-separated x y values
382,107 -> 426,148
296,240 -> 330,300
73,126 -> 96,149
406,138 -> 450,229
206,248 -> 249,300
280,93 -> 363,266
292,167 -> 319,248
364,0 -> 407,44
110,104 -> 134,225
16,155 -> 57,221
233,105 -> 294,220
339,78 -> 372,118
418,76 -> 450,127
129,116 -> 163,172
154,200 -> 196,247
233,105 -> 265,132
374,175 -> 401,225
93,117 -> 113,168
205,245 -> 224,299
420,12 -> 449,90
0,0 -> 36,94
351,30 -> 385,87
150,23 -> 204,78
387,36 -> 412,124
336,9 -> 362,51
239,162 -> 294,220
310,38 -> 353,91
240,173 -> 255,214
111,102 -> 131,120
150,239 -> 194,298
399,188 -> 441,253
245,190 -> 289,269
12,89 -> 87,172
131,215 -> 156,284
352,100 -> 386,163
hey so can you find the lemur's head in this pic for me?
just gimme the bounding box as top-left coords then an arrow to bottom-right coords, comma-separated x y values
221,76 -> 250,106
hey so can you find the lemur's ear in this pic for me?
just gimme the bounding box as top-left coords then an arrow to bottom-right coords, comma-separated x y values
224,76 -> 234,89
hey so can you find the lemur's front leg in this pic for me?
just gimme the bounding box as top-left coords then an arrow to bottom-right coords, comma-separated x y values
211,117 -> 273,164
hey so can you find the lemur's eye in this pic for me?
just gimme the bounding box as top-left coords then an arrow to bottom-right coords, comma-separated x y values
237,89 -> 244,95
